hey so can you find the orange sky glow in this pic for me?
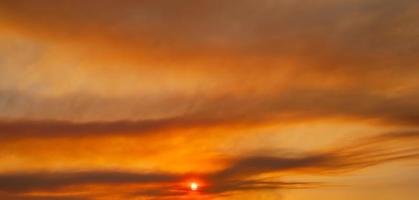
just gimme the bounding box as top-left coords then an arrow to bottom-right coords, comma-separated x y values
0,0 -> 419,200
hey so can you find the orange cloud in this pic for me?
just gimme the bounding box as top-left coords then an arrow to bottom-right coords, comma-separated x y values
0,131 -> 418,199
0,1 -> 418,199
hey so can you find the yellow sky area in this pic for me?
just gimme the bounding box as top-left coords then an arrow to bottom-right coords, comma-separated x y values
284,165 -> 419,200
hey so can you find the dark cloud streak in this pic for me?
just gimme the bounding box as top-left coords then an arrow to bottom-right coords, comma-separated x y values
1,88 -> 419,139
0,131 -> 418,198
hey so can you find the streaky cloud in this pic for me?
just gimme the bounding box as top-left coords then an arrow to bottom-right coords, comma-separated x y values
0,131 -> 417,199
1,89 -> 419,139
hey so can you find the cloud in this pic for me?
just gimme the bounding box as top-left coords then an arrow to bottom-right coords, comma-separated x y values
0,171 -> 179,193
0,171 -> 316,198
1,88 -> 419,139
0,193 -> 86,200
0,118 -> 191,139
199,131 -> 419,196
0,1 -> 418,140
0,0 -> 418,104
0,131 -> 418,199
0,1 -> 418,199
0,0 -> 418,72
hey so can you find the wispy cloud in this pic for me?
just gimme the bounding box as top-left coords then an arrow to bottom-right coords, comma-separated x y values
0,131 -> 418,199
0,1 -> 418,199
2,88 -> 419,140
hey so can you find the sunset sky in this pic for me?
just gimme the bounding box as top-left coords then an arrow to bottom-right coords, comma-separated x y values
0,0 -> 419,199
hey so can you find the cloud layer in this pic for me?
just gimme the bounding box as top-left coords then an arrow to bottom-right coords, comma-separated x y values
0,0 -> 419,200
0,131 -> 418,199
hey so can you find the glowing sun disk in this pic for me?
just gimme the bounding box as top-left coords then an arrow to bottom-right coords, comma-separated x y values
190,182 -> 199,191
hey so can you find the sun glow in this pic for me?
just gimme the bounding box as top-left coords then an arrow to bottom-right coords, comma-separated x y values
190,182 -> 199,191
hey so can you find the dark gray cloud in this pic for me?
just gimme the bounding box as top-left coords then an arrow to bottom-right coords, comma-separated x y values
0,193 -> 87,200
0,171 -> 179,193
0,118 -> 189,139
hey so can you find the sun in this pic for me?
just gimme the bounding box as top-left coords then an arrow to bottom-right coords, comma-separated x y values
190,182 -> 199,191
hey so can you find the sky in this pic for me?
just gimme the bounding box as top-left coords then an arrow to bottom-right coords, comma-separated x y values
0,0 -> 419,199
